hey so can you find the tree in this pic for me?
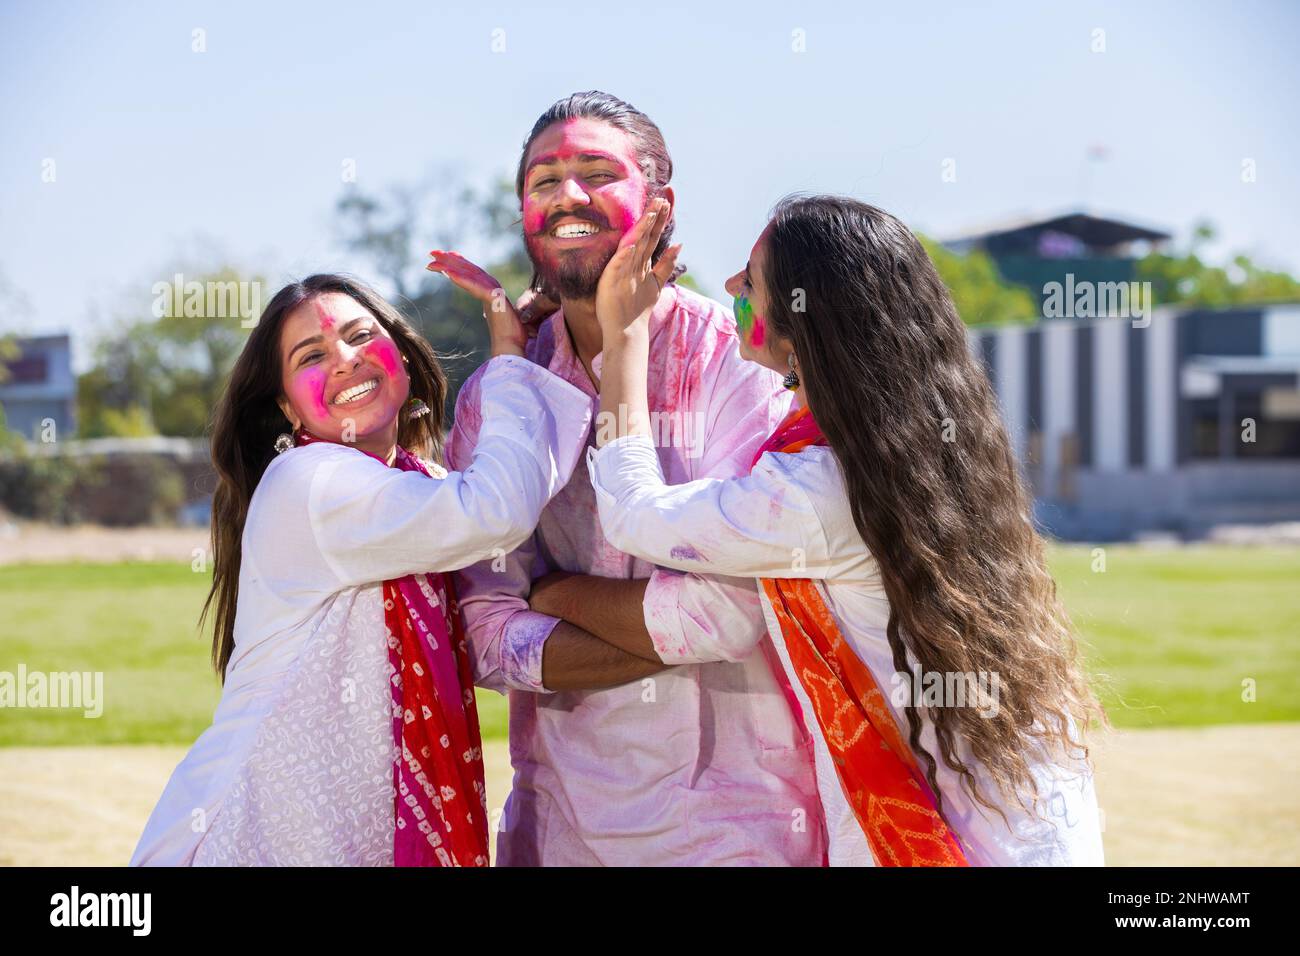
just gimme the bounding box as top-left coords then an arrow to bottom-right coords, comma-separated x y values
919,236 -> 1038,326
0,266 -> 29,387
1136,220 -> 1300,307
76,267 -> 259,438
336,171 -> 531,412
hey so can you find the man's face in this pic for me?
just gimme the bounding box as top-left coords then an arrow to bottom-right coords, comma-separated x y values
520,117 -> 650,300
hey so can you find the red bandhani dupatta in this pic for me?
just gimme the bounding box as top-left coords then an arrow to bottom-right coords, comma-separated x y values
297,431 -> 490,867
750,407 -> 969,867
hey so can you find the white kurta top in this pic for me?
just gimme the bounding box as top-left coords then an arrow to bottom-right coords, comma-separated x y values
131,355 -> 591,866
589,433 -> 1105,867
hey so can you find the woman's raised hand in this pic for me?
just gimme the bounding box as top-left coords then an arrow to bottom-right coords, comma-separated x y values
595,197 -> 682,338
427,251 -> 530,358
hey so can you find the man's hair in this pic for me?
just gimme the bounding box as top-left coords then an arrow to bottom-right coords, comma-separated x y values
516,91 -> 680,274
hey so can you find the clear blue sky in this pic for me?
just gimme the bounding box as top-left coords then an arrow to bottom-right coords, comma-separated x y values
2,0 -> 1296,368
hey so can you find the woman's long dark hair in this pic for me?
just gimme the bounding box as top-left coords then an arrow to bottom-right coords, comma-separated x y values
202,274 -> 447,681
761,196 -> 1106,820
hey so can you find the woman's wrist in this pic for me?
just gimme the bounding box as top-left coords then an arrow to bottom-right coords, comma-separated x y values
489,340 -> 526,358
600,319 -> 650,352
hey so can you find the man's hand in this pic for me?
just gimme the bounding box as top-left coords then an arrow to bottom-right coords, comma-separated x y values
515,286 -> 560,339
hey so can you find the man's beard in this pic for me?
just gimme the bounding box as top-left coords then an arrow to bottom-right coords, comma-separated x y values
524,217 -> 620,300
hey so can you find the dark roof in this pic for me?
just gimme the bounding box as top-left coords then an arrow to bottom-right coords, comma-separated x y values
947,211 -> 1171,250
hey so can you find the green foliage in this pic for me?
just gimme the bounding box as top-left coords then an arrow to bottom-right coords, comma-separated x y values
75,267 -> 258,438
336,174 -> 528,413
0,335 -> 17,386
919,235 -> 1038,326
1136,220 -> 1300,307
674,272 -> 704,295
0,450 -> 106,524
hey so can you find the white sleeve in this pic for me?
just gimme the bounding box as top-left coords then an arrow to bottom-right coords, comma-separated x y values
303,355 -> 592,587
589,433 -> 866,581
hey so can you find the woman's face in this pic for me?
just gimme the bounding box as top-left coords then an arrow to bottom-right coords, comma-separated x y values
724,223 -> 795,375
276,292 -> 411,455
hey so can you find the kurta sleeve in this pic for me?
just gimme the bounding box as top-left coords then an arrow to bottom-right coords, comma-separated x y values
590,434 -> 860,581
306,355 -> 591,588
443,362 -> 568,694
642,571 -> 768,665
635,341 -> 794,664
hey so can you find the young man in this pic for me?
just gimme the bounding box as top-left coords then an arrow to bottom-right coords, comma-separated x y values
437,92 -> 825,866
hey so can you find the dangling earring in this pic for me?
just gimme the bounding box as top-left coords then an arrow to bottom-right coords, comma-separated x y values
274,432 -> 295,454
401,356 -> 431,417
783,352 -> 800,391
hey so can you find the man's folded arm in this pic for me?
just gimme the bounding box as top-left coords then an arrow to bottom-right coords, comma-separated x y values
447,367 -> 665,694
530,568 -> 768,666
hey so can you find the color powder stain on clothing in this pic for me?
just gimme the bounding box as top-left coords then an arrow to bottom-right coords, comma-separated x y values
669,544 -> 704,562
768,486 -> 786,525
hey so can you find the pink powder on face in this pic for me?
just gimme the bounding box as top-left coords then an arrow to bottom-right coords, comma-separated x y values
601,178 -> 647,234
365,337 -> 402,378
522,202 -> 549,236
750,313 -> 767,348
288,366 -> 330,423
313,296 -> 341,331
520,118 -> 650,269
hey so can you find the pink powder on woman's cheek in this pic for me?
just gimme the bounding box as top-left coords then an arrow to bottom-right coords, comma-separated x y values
750,313 -> 767,348
365,337 -> 402,379
356,337 -> 410,437
287,366 -> 330,425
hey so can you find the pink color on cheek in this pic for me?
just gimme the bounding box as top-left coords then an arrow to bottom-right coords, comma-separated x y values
289,367 -> 329,421
366,338 -> 401,378
750,314 -> 766,348
522,199 -> 548,235
582,174 -> 649,240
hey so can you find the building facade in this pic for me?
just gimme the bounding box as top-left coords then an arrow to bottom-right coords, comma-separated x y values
0,334 -> 76,441
969,305 -> 1300,540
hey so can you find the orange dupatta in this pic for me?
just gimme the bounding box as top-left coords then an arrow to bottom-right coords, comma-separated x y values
753,406 -> 969,866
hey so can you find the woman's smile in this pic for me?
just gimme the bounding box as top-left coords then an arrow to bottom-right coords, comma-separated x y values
330,375 -> 382,408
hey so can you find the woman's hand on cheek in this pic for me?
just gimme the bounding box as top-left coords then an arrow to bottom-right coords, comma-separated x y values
594,197 -> 681,341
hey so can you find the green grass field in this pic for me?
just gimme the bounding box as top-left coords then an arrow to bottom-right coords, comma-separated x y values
1,546 -> 1296,746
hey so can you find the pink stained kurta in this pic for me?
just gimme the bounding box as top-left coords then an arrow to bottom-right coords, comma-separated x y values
446,283 -> 827,866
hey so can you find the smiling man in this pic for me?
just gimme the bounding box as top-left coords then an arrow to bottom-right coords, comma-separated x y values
443,92 -> 825,866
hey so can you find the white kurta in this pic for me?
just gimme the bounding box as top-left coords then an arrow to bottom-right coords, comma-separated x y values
589,433 -> 1105,867
131,355 -> 592,866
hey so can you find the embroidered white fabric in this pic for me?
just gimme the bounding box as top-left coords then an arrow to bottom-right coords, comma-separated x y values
194,586 -> 397,866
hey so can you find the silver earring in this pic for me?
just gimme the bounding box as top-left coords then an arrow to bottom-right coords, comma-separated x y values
274,432 -> 294,454
407,397 -> 431,419
783,353 -> 800,391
